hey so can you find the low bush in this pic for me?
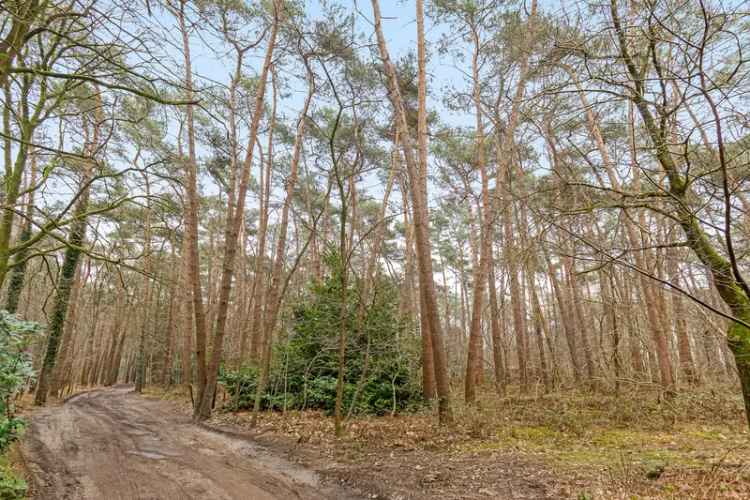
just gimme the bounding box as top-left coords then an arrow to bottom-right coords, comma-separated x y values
0,311 -> 40,451
220,253 -> 423,416
0,311 -> 39,500
0,454 -> 25,500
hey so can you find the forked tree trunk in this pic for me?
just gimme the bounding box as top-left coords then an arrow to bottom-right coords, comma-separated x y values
195,7 -> 280,420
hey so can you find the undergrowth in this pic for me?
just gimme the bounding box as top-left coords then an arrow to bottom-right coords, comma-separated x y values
0,448 -> 26,500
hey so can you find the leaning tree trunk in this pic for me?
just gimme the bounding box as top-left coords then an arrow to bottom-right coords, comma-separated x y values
609,0 -> 750,426
195,6 -> 280,421
34,92 -> 100,405
5,147 -> 39,313
34,203 -> 91,404
250,56 -> 315,427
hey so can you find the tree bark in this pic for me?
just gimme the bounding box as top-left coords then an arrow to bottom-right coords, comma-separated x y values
195,6 -> 280,420
371,0 -> 453,423
251,56 -> 315,426
173,0 -> 210,412
35,94 -> 100,404
465,20 -> 493,403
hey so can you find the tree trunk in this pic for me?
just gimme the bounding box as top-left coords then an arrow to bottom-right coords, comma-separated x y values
488,254 -> 506,395
5,145 -> 38,313
135,176 -> 153,393
35,197 -> 89,404
371,0 -> 452,424
161,246 -> 179,386
465,21 -> 493,403
49,265 -> 83,395
546,252 -> 581,383
174,0 -> 210,413
398,170 -> 434,399
34,92 -> 101,405
195,12 -> 279,419
248,64 -> 276,364
667,250 -> 697,386
564,254 -> 596,385
526,268 -> 551,392
251,58 -> 315,425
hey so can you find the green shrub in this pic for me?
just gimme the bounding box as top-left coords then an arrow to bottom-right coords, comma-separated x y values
221,253 -> 423,416
0,312 -> 40,500
0,468 -> 26,500
220,366 -> 260,410
0,311 -> 41,452
0,454 -> 26,500
0,420 -> 24,454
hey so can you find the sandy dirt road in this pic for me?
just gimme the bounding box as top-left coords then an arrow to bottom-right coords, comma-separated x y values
20,386 -> 359,500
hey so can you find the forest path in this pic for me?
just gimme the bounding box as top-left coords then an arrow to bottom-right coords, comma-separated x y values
20,385 -> 359,500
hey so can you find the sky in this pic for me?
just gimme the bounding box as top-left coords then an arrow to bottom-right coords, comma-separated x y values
142,0 -> 477,209
168,0 -> 470,126
134,0 -> 569,224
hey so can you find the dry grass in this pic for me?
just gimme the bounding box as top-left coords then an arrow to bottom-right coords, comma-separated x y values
209,384 -> 750,499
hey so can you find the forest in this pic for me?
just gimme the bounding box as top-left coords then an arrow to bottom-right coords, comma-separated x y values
1,0 -> 750,498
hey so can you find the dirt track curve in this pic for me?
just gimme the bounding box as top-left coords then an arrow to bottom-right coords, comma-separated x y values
20,386 -> 359,500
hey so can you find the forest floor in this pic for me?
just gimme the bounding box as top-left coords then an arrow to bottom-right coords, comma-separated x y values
16,386 -> 361,500
15,384 -> 750,499
190,384 -> 750,500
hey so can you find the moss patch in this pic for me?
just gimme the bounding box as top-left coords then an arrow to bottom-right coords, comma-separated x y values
458,422 -> 748,470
